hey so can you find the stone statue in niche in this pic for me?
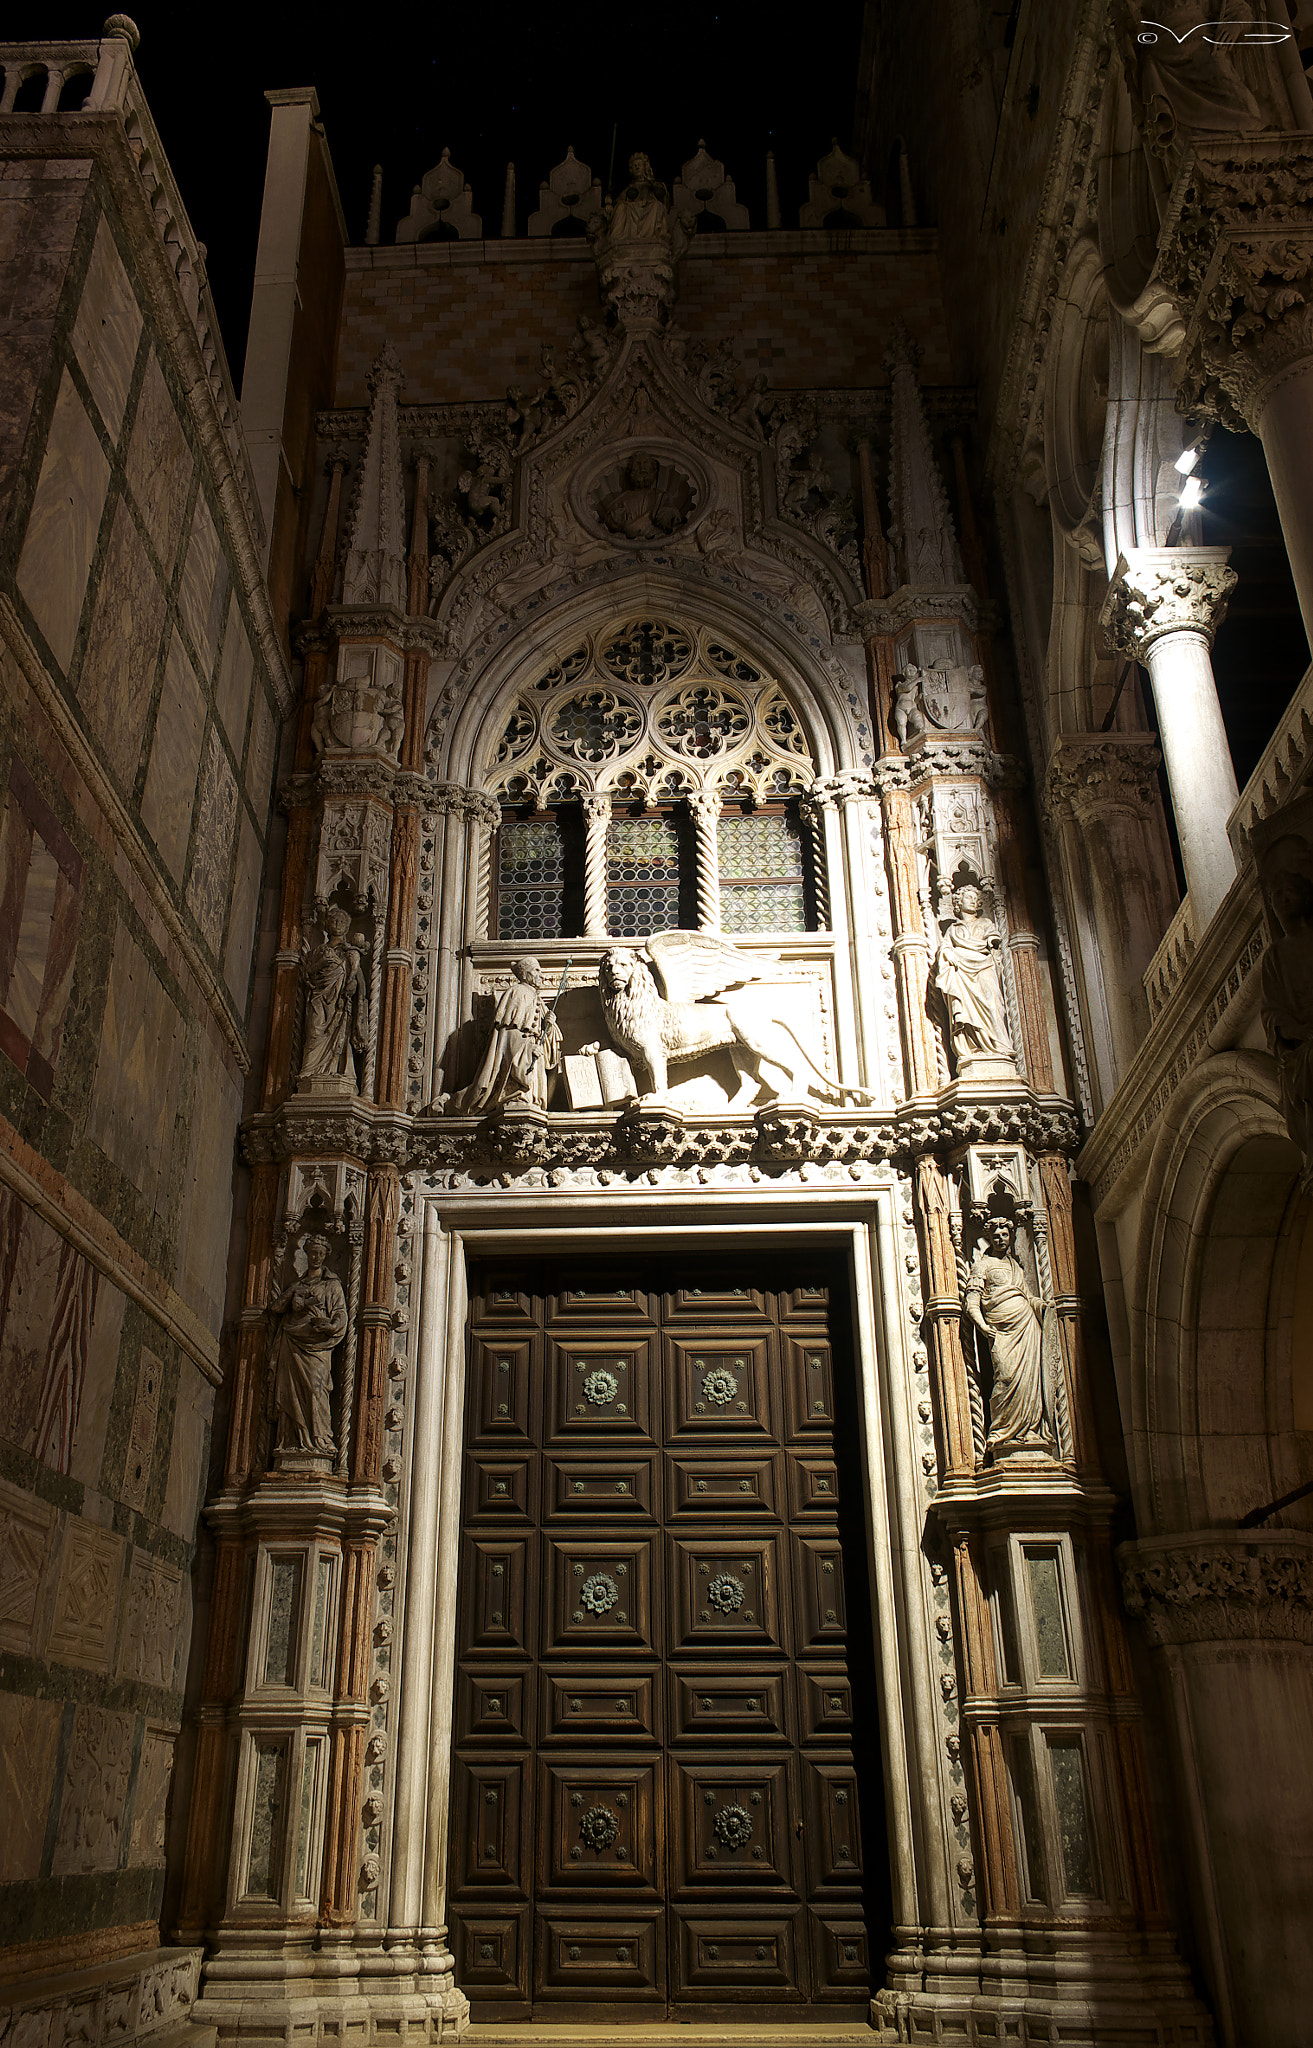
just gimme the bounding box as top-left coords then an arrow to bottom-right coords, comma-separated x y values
964,1216 -> 1055,1459
1256,824 -> 1313,1188
462,957 -> 563,1113
299,906 -> 372,1088
1130,1 -> 1295,144
931,884 -> 1015,1071
893,663 -> 988,748
604,152 -> 671,241
598,929 -> 875,1108
268,1236 -> 348,1459
595,453 -> 692,540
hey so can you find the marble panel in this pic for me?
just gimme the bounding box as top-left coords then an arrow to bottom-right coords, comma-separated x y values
224,813 -> 263,1005
124,350 -> 191,573
246,682 -> 277,813
47,1518 -> 124,1673
0,1692 -> 63,1881
14,370 -> 110,672
70,217 -> 142,442
215,597 -> 253,753
86,921 -> 184,1213
65,1273 -> 125,1494
5,838 -> 60,1041
119,1347 -> 163,1514
0,1190 -> 119,1478
185,728 -> 237,955
77,497 -> 167,790
115,1547 -> 187,1689
0,757 -> 85,1095
140,631 -> 206,884
177,493 -> 224,678
162,1374 -> 214,1541
50,1704 -> 134,1876
129,1724 -> 176,1865
0,1474 -> 57,1656
173,1053 -> 240,1332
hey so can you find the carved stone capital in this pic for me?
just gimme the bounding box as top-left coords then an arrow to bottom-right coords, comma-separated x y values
1042,732 -> 1163,825
1100,547 -> 1236,658
1156,139 -> 1313,429
426,782 -> 501,829
853,586 -> 985,640
1119,1532 -> 1313,1647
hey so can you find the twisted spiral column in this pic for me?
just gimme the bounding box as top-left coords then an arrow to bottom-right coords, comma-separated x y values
690,791 -> 721,932
582,793 -> 611,937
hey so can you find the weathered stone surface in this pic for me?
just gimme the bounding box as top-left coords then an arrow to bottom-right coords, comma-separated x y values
185,727 -> 238,954
140,630 -> 207,885
70,217 -> 141,443
0,1475 -> 57,1657
224,813 -> 263,1005
177,491 -> 223,679
124,350 -> 192,574
115,1548 -> 187,1690
174,1055 -> 241,1332
86,922 -> 184,1212
215,595 -> 253,753
77,497 -> 167,789
50,1705 -> 134,1876
162,1372 -> 213,1542
47,1520 -> 124,1674
14,370 -> 110,671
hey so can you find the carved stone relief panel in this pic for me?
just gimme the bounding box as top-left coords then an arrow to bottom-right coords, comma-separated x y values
130,1723 -> 178,1865
47,1518 -> 124,1673
120,1346 -> 163,1514
115,1548 -> 188,1690
0,1692 -> 63,1881
50,1705 -> 134,1876
0,1474 -> 56,1656
573,445 -> 706,547
312,643 -> 405,760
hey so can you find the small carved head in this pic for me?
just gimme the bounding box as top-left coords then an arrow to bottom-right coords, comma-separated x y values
304,1234 -> 331,1270
601,948 -> 636,992
512,956 -> 544,988
628,151 -> 655,182
325,905 -> 352,938
1258,832 -> 1313,935
952,882 -> 988,917
625,453 -> 660,490
984,1215 -> 1014,1254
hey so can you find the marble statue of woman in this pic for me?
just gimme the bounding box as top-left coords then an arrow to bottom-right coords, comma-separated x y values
932,884 -> 1014,1068
269,1235 -> 348,1457
964,1216 -> 1053,1458
463,957 -> 563,1112
299,906 -> 370,1083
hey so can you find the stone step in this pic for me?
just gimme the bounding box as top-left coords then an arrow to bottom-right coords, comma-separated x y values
464,2027 -> 880,2047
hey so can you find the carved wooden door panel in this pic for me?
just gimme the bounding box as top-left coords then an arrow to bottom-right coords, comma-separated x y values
449,1263 -> 879,2020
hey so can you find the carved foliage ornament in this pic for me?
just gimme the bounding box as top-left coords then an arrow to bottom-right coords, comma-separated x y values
489,620 -> 813,806
1100,548 -> 1237,658
1120,1540 -> 1313,1645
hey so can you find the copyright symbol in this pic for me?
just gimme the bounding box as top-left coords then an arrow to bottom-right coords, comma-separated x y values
1137,29 -> 1159,41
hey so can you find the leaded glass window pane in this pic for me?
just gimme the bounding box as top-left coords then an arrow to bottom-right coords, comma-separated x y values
496,811 -> 584,939
606,811 -> 689,938
718,808 -> 808,933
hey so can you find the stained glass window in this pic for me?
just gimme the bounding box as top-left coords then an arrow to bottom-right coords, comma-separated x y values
495,811 -> 584,940
606,811 -> 693,937
718,807 -> 808,933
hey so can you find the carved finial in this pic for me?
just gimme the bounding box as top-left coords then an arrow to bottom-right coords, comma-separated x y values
102,14 -> 140,46
885,326 -> 963,590
343,346 -> 407,609
501,161 -> 517,238
765,150 -> 781,230
365,163 -> 383,246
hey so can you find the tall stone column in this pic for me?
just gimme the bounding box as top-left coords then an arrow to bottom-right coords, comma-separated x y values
1119,1532 -> 1313,2048
1102,546 -> 1239,928
1042,733 -> 1179,1090
1162,138 -> 1313,656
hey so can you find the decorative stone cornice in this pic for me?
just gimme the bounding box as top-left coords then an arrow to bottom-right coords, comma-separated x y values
427,783 -> 501,828
1119,1532 -> 1313,1647
281,764 -> 431,811
872,743 -> 1025,796
1042,732 -> 1164,825
853,587 -> 987,639
1100,547 -> 1236,658
1156,138 -> 1313,430
294,608 -> 451,658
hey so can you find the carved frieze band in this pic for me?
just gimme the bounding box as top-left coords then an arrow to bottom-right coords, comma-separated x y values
1120,1536 -> 1313,1646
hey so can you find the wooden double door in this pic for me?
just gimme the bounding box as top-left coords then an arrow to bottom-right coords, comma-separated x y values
449,1259 -> 884,2019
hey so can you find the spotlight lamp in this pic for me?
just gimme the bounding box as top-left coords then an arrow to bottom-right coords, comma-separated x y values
1179,475 -> 1205,511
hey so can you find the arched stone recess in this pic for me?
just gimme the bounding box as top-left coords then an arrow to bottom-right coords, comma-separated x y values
424,322 -> 867,666
1130,1048 -> 1313,1536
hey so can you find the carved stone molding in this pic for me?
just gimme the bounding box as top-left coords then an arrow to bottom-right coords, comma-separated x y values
1042,733 -> 1164,825
1156,139 -> 1313,429
872,744 -> 1025,796
1100,547 -> 1236,658
1119,1533 -> 1313,1647
854,587 -> 987,639
296,610 -> 451,659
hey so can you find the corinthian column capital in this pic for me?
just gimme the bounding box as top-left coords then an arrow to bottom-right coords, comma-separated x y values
1042,732 -> 1163,826
1155,138 -> 1313,430
1100,547 -> 1236,659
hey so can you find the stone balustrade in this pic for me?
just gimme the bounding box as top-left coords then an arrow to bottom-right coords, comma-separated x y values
1143,890 -> 1198,1023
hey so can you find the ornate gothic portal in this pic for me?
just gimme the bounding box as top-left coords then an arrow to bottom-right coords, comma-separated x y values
168,134 -> 1210,2048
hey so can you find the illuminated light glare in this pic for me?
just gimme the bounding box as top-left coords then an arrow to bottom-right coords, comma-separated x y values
1174,446 -> 1200,475
1179,476 -> 1204,510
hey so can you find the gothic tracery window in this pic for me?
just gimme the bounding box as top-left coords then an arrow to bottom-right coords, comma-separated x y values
488,618 -> 822,941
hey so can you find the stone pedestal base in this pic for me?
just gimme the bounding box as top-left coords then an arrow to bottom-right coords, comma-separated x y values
195,1940 -> 469,2048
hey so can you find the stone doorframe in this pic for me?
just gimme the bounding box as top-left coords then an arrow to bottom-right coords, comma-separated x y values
385,1182 -> 935,2014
